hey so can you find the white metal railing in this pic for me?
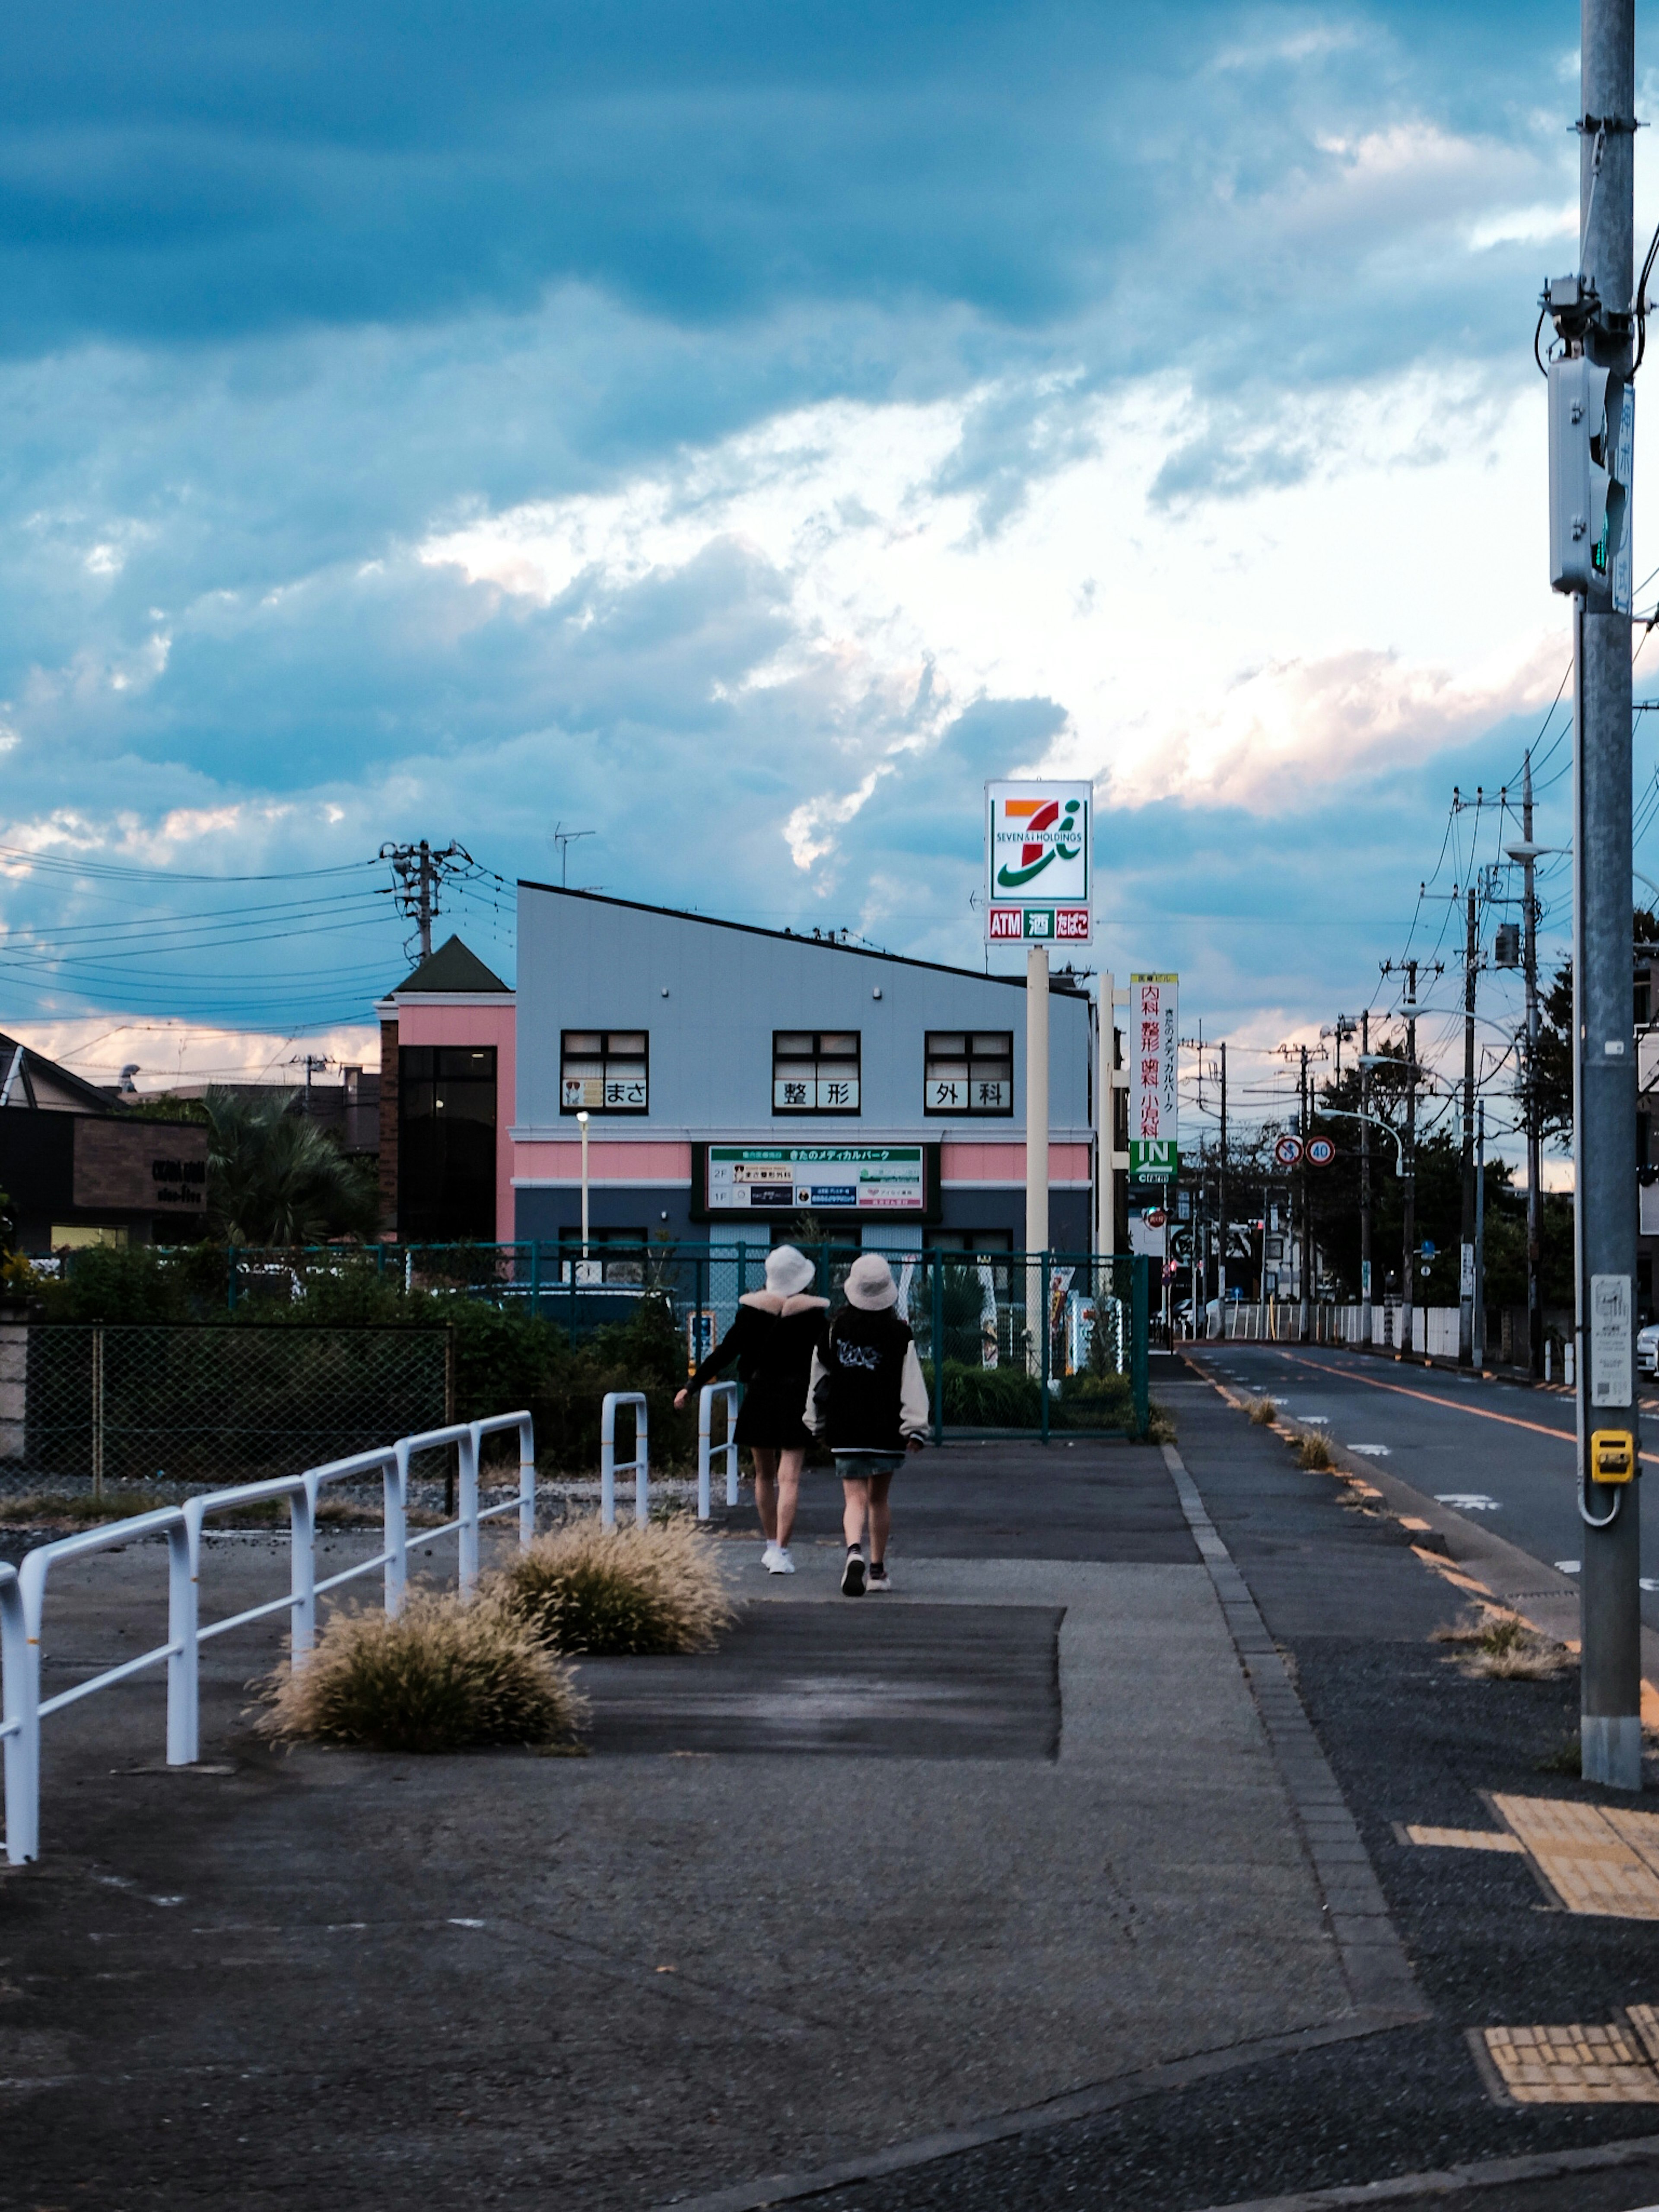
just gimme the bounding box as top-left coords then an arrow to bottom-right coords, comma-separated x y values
601,1391 -> 649,1529
696,1382 -> 738,1520
2,1409 -> 535,1866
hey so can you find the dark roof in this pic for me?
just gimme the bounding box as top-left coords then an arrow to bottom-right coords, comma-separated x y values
0,1032 -> 123,1114
391,934 -> 512,995
515,881 -> 1092,995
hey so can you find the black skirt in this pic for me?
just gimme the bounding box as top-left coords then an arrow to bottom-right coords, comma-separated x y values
733,1372 -> 811,1451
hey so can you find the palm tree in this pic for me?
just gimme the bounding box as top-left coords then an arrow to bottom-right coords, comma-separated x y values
204,1087 -> 378,1247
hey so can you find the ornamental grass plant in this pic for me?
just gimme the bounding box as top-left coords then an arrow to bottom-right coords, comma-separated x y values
489,1515 -> 736,1656
254,1591 -> 586,1753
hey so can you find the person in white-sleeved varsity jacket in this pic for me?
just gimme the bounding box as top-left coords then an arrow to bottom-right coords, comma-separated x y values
805,1252 -> 930,1597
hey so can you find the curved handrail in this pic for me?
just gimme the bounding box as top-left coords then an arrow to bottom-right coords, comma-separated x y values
601,1391 -> 649,1529
696,1382 -> 739,1520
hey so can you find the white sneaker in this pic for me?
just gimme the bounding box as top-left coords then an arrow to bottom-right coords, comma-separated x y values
766,1545 -> 796,1575
761,1542 -> 782,1570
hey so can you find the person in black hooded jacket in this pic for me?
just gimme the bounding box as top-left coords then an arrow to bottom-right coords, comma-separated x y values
805,1251 -> 929,1597
675,1243 -> 828,1574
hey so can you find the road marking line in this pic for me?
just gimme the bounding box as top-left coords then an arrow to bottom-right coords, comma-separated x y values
1268,1349 -> 1585,1446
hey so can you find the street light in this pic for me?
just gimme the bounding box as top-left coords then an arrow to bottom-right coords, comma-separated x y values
575,1109 -> 591,1263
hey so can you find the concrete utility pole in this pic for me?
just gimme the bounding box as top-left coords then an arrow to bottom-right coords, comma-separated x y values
1517,753 -> 1545,1377
380,839 -> 471,963
1027,945 -> 1050,1370
1360,1009 -> 1373,1331
1461,884 -> 1479,1363
1571,0 -> 1640,1790
1475,1098 -> 1487,1368
1217,1042 -> 1229,1308
1403,960 -> 1419,1358
1299,1043 -> 1312,1335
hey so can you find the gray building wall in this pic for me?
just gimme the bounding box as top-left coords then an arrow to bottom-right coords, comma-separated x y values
513,883 -> 1094,1247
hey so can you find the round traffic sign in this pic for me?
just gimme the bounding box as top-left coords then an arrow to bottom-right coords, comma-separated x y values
1272,1134 -> 1303,1167
1306,1137 -> 1336,1167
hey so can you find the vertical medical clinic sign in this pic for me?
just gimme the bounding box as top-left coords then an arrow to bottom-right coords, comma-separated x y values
1129,974 -> 1179,1180
985,782 -> 1092,944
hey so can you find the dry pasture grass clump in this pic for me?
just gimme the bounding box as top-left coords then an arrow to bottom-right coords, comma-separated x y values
1244,1396 -> 1278,1426
490,1516 -> 736,1656
1433,1611 -> 1575,1681
254,1591 -> 586,1753
1294,1428 -> 1336,1471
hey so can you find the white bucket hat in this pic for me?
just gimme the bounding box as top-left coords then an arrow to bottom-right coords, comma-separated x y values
843,1253 -> 898,1310
765,1244 -> 817,1297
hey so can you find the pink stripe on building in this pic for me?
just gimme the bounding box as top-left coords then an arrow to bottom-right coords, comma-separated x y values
941,1141 -> 1091,1186
512,1140 -> 695,1186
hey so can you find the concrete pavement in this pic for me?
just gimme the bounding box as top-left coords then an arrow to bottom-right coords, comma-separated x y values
0,1431 -> 1401,2211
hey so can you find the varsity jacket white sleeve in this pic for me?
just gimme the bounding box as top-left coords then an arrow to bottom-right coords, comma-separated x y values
898,1342 -> 930,1440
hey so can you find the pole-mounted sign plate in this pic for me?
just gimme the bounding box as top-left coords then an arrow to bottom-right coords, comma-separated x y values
1128,973 -> 1179,1177
985,780 -> 1091,943
1273,1133 -> 1303,1168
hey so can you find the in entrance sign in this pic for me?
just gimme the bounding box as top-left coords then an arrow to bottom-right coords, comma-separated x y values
1128,1139 -> 1178,1179
985,781 -> 1091,944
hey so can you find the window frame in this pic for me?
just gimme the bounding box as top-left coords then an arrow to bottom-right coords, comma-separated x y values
559,1029 -> 650,1116
922,1030 -> 1014,1118
771,1030 -> 862,1116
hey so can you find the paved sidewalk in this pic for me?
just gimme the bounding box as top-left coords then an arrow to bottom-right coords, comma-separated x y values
0,1435 -> 1392,2211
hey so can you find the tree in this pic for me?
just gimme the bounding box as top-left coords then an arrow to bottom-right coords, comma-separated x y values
204,1087 -> 378,1247
1533,906 -> 1659,1139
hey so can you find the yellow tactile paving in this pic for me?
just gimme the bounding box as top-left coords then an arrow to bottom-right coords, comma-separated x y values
1602,1806 -> 1659,1884
1628,2004 -> 1659,2066
1405,1824 -> 1525,1853
1483,2020 -> 1659,2102
1493,1796 -> 1659,1919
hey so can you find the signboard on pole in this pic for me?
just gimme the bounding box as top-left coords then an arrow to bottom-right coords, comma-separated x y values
985,781 -> 1091,944
1128,973 -> 1178,1179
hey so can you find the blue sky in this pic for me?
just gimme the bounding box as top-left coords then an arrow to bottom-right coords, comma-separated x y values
0,1 -> 1645,1135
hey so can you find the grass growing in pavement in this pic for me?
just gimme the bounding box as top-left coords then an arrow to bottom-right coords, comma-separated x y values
254,1591 -> 586,1753
489,1516 -> 736,1656
1434,1614 -> 1575,1681
1245,1397 -> 1278,1425
1295,1430 -> 1336,1471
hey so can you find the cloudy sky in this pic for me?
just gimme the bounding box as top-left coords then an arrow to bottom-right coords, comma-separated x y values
0,1 -> 1650,1138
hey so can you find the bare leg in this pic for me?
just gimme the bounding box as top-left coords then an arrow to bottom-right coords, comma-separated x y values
842,1475 -> 870,1551
775,1447 -> 804,1549
868,1470 -> 893,1564
751,1447 -> 779,1542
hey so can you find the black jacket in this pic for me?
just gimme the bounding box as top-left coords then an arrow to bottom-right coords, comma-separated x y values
688,1291 -> 830,1448
806,1304 -> 930,1456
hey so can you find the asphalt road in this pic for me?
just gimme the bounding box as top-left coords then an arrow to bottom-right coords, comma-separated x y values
1207,1341 -> 1659,1633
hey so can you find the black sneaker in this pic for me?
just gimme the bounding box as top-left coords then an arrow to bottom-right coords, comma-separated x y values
841,1549 -> 867,1597
867,1562 -> 891,1593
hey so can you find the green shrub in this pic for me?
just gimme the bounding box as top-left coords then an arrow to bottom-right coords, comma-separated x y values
490,1516 -> 736,1655
254,1592 -> 585,1752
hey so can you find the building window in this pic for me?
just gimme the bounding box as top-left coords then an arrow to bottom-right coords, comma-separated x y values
561,1031 -> 649,1114
772,1032 -> 861,1114
924,1032 -> 1013,1115
398,1046 -> 497,1243
557,1225 -> 647,1284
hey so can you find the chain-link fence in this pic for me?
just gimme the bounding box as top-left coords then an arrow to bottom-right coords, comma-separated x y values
41,1242 -> 1152,1445
0,1324 -> 449,1496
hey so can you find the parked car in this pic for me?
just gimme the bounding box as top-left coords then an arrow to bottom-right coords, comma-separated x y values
1638,1322 -> 1659,1377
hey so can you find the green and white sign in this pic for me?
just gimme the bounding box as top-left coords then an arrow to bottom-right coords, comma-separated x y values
1129,1139 -> 1179,1180
707,1145 -> 925,1213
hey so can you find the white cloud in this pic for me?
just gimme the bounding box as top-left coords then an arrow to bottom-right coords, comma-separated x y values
415,355 -> 1569,858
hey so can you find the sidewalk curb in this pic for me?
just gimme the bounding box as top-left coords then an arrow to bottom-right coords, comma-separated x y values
1181,2127 -> 1659,2211
650,2010 -> 1423,2212
1160,1442 -> 1428,2024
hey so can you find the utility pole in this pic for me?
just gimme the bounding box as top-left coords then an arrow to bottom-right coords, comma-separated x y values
1299,1043 -> 1312,1339
1512,752 -> 1545,1378
379,840 -> 473,964
1360,1010 -> 1373,1332
1217,1042 -> 1229,1310
1404,961 -> 1418,1359
1461,883 -> 1479,1364
1544,0 -> 1640,1790
1474,1098 -> 1487,1369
